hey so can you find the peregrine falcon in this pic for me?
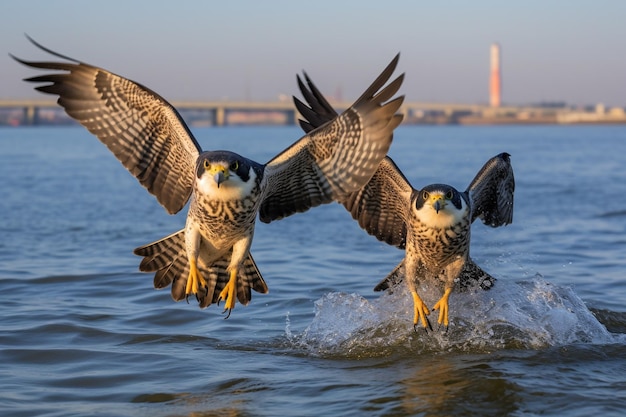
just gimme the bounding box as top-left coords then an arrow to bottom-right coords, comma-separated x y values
294,73 -> 515,331
13,37 -> 404,317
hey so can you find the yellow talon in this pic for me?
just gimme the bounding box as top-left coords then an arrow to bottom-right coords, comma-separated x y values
432,287 -> 452,328
411,291 -> 432,331
218,269 -> 238,315
185,258 -> 207,295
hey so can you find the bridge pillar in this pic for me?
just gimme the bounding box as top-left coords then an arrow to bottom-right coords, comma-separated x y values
214,107 -> 226,126
285,109 -> 296,125
23,106 -> 37,125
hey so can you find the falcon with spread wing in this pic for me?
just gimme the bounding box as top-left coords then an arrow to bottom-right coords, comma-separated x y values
294,73 -> 514,331
13,37 -> 404,317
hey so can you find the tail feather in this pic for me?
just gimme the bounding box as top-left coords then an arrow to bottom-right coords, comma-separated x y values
195,252 -> 268,308
372,257 -> 496,292
456,258 -> 496,291
133,230 -> 188,291
373,259 -> 405,292
133,230 -> 269,308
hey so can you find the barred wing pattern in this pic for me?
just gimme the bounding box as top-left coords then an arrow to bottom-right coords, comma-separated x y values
13,37 -> 201,214
466,152 -> 515,227
292,65 -> 412,248
259,54 -> 404,223
341,157 -> 413,249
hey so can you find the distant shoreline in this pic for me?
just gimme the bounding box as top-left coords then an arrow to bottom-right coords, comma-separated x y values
1,100 -> 625,127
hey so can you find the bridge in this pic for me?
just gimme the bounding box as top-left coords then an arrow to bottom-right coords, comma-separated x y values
0,98 -> 582,126
0,99 -> 300,126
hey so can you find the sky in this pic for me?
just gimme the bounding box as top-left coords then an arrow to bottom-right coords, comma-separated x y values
1,0 -> 625,107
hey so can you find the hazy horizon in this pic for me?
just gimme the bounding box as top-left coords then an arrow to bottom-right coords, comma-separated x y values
2,1 -> 625,107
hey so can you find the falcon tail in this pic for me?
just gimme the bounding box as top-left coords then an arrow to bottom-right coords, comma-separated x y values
372,258 -> 496,292
373,260 -> 405,292
456,258 -> 496,291
133,230 -> 268,308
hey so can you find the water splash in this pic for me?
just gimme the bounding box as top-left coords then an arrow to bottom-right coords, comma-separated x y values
288,274 -> 618,357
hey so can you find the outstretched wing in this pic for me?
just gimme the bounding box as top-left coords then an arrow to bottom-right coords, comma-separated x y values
259,54 -> 404,223
466,152 -> 515,226
294,71 -> 340,134
12,36 -> 201,214
291,67 -> 413,248
341,157 -> 413,248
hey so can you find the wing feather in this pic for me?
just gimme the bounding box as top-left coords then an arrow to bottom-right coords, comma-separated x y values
291,67 -> 412,248
259,54 -> 404,223
466,152 -> 515,226
12,36 -> 201,214
341,157 -> 412,248
294,72 -> 338,133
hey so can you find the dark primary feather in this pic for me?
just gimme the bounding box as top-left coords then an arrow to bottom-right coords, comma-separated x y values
295,72 -> 338,134
293,67 -> 413,247
466,152 -> 515,226
12,36 -> 202,215
259,54 -> 405,223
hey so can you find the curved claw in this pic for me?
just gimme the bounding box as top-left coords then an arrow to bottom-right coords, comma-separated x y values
414,316 -> 433,333
217,293 -> 234,319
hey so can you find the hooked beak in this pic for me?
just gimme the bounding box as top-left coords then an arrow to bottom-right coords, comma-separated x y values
214,172 -> 225,187
206,164 -> 229,188
432,195 -> 446,213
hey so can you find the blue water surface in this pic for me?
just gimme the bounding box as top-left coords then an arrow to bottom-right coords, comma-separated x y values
1,125 -> 625,416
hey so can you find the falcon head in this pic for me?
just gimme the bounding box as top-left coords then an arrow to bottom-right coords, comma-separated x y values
196,151 -> 260,200
414,184 -> 468,228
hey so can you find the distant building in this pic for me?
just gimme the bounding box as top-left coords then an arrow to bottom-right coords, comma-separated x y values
490,43 -> 501,107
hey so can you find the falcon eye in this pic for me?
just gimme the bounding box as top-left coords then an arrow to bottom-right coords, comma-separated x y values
230,161 -> 239,171
203,160 -> 211,169
422,191 -> 429,200
445,190 -> 454,199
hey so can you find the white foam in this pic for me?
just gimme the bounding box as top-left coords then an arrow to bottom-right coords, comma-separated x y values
288,274 -> 618,357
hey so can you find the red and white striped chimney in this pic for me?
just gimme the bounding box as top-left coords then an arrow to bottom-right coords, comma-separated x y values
490,43 -> 501,107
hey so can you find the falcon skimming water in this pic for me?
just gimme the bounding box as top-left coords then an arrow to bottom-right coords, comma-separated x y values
294,72 -> 515,331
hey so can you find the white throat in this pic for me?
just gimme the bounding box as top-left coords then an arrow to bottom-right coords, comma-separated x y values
416,199 -> 467,229
197,166 -> 257,201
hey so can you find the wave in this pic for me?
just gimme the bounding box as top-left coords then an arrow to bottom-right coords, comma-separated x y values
286,274 -> 624,357
597,209 -> 626,218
